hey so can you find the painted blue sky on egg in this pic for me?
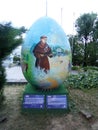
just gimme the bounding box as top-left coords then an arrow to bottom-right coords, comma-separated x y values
23,16 -> 71,51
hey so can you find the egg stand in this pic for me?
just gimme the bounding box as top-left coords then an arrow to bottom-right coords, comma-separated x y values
22,82 -> 69,114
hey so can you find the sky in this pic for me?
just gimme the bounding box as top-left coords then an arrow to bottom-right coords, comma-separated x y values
0,0 -> 98,35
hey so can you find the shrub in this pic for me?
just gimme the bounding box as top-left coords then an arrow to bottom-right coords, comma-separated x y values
83,66 -> 98,71
0,61 -> 6,104
13,56 -> 20,63
65,70 -> 98,89
72,66 -> 81,71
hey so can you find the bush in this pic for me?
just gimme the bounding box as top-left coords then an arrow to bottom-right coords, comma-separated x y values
13,56 -> 20,63
83,66 -> 98,71
72,66 -> 81,71
65,70 -> 98,89
0,61 -> 6,104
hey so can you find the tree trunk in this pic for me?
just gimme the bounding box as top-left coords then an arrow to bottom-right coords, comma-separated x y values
83,40 -> 88,67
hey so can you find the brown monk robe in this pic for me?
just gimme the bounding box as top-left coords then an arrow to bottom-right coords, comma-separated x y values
33,36 -> 53,73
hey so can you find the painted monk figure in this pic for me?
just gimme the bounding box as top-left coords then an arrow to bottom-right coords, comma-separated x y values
33,36 -> 53,73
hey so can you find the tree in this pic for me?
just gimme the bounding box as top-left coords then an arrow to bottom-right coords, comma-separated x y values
0,22 -> 26,103
0,23 -> 26,60
93,17 -> 98,66
0,61 -> 5,103
69,35 -> 84,65
75,13 -> 97,66
87,42 -> 98,66
93,18 -> 98,41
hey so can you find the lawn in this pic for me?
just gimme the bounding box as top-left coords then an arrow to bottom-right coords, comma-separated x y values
0,84 -> 98,130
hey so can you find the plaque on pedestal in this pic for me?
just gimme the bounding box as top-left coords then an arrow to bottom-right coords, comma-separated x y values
23,95 -> 44,109
46,95 -> 67,109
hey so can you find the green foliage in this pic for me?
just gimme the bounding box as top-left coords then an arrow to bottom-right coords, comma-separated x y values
71,66 -> 81,71
93,19 -> 98,41
0,22 -> 26,104
69,35 -> 84,65
75,13 -> 98,66
69,36 -> 98,67
13,56 -> 20,63
86,42 -> 98,66
65,70 -> 98,89
76,13 -> 97,38
83,66 -> 98,71
72,43 -> 84,65
72,66 -> 98,71
0,61 -> 6,104
0,22 -> 26,60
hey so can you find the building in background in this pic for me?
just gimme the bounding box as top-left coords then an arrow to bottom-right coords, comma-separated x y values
2,46 -> 21,67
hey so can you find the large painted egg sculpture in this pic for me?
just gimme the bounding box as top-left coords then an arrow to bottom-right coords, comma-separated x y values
21,16 -> 71,89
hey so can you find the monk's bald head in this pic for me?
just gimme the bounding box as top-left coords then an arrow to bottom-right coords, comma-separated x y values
40,36 -> 47,43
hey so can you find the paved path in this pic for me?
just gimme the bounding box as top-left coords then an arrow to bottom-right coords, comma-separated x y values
5,66 -> 27,83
